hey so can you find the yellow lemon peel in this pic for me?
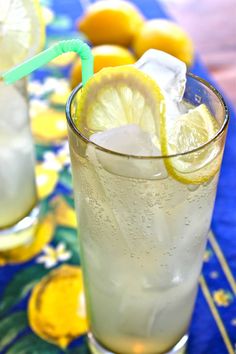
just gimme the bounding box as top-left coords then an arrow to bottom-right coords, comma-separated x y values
28,265 -> 88,348
76,65 -> 165,138
160,104 -> 222,184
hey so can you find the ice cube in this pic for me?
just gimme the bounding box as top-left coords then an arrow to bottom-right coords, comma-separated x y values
88,124 -> 168,179
135,49 -> 187,102
90,124 -> 159,156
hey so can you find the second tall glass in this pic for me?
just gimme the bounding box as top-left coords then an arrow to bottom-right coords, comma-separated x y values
0,79 -> 38,251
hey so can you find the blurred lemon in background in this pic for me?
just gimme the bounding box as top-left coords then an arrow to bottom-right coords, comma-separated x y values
0,0 -> 45,71
132,19 -> 194,66
52,196 -> 77,228
32,109 -> 67,143
36,164 -> 58,199
78,0 -> 144,46
70,44 -> 136,88
50,52 -> 77,67
28,265 -> 88,348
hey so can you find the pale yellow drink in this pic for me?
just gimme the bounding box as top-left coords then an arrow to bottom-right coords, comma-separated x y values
0,80 -> 37,230
70,141 -> 219,353
66,58 -> 228,354
0,0 -> 44,250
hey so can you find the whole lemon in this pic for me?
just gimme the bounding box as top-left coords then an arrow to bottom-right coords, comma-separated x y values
78,0 -> 144,46
70,44 -> 136,88
28,265 -> 88,348
132,19 -> 194,66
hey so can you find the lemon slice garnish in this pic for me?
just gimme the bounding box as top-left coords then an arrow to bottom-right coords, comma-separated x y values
75,66 -> 220,184
75,66 -> 165,139
0,0 -> 45,72
161,104 -> 222,184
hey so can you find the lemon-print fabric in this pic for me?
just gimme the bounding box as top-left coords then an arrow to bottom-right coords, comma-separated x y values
0,0 -> 235,353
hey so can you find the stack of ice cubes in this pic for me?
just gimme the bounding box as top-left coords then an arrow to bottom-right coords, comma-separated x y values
88,50 -> 188,178
90,50 -> 187,155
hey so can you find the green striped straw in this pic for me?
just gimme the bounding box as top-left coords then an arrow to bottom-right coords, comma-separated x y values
2,39 -> 94,86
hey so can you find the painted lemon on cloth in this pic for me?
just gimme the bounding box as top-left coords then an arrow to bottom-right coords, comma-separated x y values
36,164 -> 59,200
28,265 -> 88,348
0,213 -> 55,265
32,108 -> 67,144
52,195 -> 77,228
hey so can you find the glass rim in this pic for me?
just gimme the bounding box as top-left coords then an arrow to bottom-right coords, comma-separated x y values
65,72 -> 229,160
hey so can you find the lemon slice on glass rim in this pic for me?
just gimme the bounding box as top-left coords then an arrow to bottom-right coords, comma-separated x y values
0,0 -> 45,72
75,66 -> 221,184
75,65 -> 165,139
160,103 -> 222,184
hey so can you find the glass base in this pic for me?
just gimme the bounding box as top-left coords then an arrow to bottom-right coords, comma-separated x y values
0,205 -> 40,251
88,332 -> 188,354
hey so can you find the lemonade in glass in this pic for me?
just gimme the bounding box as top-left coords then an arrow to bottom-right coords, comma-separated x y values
66,50 -> 228,354
0,0 -> 44,250
0,79 -> 38,250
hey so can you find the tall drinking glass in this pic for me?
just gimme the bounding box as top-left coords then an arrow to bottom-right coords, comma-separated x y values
66,73 -> 229,354
0,78 -> 39,252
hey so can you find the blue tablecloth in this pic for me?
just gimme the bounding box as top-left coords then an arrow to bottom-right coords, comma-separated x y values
0,0 -> 235,353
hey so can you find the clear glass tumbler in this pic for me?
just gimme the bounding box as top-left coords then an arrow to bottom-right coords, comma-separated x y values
0,78 -> 39,252
66,73 -> 229,354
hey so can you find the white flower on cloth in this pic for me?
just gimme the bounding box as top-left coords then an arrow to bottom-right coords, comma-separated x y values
42,151 -> 63,172
36,243 -> 72,268
57,141 -> 70,166
28,80 -> 46,97
30,98 -> 49,117
42,144 -> 71,171
28,78 -> 69,97
43,77 -> 69,92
